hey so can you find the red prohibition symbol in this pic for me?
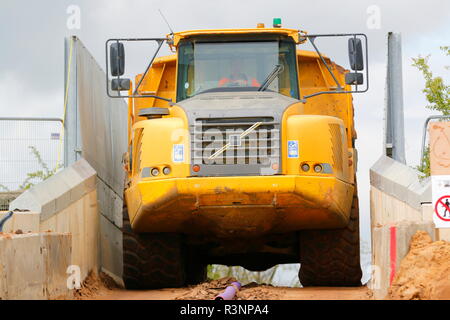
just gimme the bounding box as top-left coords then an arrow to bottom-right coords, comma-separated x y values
435,195 -> 450,222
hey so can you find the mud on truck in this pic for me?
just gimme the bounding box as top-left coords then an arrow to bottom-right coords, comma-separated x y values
106,19 -> 368,289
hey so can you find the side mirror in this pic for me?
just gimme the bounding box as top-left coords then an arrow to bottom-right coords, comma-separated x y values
301,33 -> 368,99
105,37 -> 173,102
345,72 -> 363,85
110,42 -> 125,76
348,38 -> 364,71
111,78 -> 131,91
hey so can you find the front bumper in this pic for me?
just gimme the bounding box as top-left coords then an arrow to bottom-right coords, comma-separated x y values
125,175 -> 354,237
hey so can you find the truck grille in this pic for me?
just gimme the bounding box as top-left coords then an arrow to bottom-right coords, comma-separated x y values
191,117 -> 280,176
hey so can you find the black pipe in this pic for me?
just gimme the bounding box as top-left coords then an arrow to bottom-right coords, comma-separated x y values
0,211 -> 14,232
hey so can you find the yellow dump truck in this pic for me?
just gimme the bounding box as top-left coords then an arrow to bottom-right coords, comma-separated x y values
106,19 -> 368,288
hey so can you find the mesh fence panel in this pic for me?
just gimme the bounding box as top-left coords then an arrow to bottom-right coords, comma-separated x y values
0,118 -> 63,206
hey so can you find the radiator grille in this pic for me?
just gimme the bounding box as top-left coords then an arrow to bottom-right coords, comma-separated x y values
191,117 -> 280,167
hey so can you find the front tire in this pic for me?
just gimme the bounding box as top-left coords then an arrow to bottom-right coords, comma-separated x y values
185,256 -> 207,286
122,203 -> 186,289
298,192 -> 362,287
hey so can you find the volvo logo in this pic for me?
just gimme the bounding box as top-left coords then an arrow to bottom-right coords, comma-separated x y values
208,122 -> 263,160
192,119 -> 280,167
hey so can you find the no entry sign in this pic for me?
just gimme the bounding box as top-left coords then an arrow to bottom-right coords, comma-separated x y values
432,175 -> 450,228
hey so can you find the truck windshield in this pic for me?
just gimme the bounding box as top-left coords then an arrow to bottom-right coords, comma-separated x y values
177,40 -> 299,101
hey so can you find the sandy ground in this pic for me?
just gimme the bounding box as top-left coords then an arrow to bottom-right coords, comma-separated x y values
89,286 -> 372,300
388,231 -> 450,300
50,230 -> 450,300
90,287 -> 372,300
79,276 -> 372,300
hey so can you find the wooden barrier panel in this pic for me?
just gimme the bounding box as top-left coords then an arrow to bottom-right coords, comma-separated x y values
0,233 -> 71,300
370,221 -> 435,300
40,190 -> 99,282
370,187 -> 422,228
7,159 -> 100,290
429,121 -> 450,176
0,211 -> 39,233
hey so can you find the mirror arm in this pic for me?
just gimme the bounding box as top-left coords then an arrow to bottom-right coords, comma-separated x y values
133,39 -> 165,95
308,36 -> 342,90
115,40 -> 122,97
352,35 -> 358,92
136,94 -> 172,102
304,91 -> 330,99
105,38 -> 172,102
299,33 -> 369,100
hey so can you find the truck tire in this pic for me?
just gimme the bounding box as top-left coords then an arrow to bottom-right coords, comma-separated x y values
122,203 -> 186,289
184,244 -> 207,285
298,192 -> 362,287
185,259 -> 208,286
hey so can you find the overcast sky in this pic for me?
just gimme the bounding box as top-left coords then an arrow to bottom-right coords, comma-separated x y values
1,0 -> 449,280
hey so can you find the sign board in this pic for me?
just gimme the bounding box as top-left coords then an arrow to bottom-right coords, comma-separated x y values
173,144 -> 184,163
432,175 -> 450,228
287,140 -> 299,158
429,121 -> 450,176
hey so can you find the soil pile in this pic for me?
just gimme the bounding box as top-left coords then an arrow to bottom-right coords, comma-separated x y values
74,272 -> 119,300
175,277 -> 282,300
389,231 -> 450,300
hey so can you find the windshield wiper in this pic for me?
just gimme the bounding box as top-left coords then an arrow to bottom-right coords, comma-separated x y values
258,64 -> 284,92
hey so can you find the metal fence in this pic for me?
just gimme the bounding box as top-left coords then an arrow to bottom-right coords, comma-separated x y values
0,117 -> 64,209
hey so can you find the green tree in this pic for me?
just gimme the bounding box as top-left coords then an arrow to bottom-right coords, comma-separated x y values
412,46 -> 449,177
19,146 -> 60,190
416,146 -> 431,179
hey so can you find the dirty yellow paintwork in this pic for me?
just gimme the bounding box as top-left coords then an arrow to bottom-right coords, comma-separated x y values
171,28 -> 303,47
281,114 -> 350,181
125,175 -> 354,237
124,27 -> 358,234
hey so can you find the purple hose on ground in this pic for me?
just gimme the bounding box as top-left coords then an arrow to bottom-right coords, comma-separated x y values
214,281 -> 241,300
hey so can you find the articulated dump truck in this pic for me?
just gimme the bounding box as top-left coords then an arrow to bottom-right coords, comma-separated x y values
106,20 -> 368,289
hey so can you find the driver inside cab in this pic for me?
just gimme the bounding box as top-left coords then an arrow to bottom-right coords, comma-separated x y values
218,59 -> 260,87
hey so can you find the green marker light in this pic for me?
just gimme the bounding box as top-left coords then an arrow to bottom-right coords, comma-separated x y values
273,18 -> 282,28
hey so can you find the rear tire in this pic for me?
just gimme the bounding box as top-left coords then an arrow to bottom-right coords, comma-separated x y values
122,203 -> 186,289
298,192 -> 362,287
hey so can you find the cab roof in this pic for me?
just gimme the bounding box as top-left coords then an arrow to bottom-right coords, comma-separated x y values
171,28 -> 303,47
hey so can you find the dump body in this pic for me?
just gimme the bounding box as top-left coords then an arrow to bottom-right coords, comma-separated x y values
123,28 -> 357,241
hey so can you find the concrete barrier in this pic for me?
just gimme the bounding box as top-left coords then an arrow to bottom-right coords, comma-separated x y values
370,156 -> 431,214
3,158 -> 100,298
68,37 -> 127,284
368,155 -> 450,299
0,233 -> 71,300
9,159 -> 96,221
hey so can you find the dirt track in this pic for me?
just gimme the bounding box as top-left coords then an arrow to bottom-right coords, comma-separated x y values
90,286 -> 372,300
77,275 -> 372,300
